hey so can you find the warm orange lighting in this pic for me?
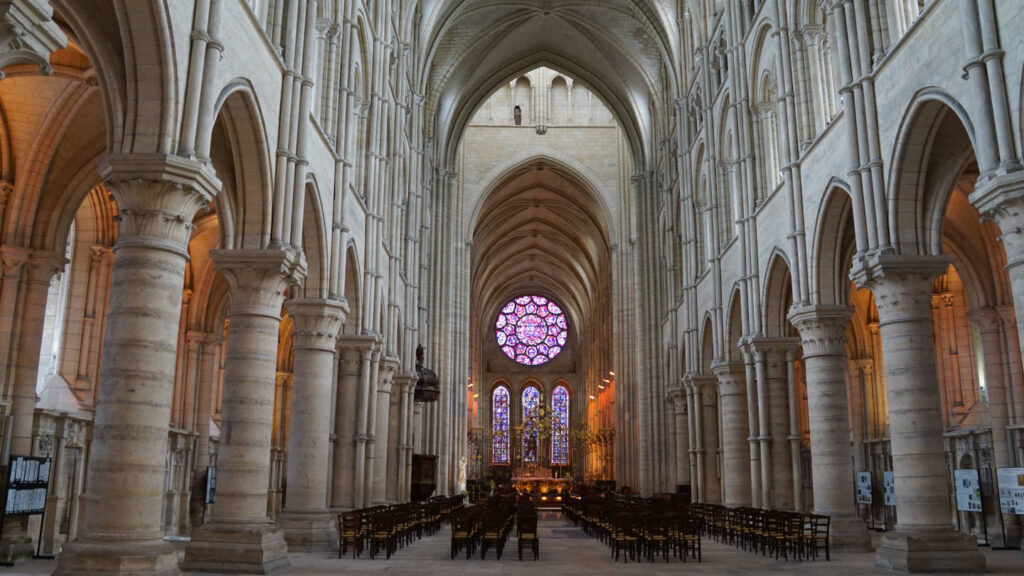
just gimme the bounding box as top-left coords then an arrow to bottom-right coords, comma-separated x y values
598,385 -> 605,390
473,393 -> 479,399
467,382 -> 474,388
541,496 -> 548,501
609,371 -> 615,376
556,496 -> 562,501
602,378 -> 610,383
589,394 -> 596,400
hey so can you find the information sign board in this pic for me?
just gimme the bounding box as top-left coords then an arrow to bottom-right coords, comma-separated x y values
856,471 -> 872,504
954,469 -> 982,512
3,456 -> 51,516
996,467 -> 1024,514
883,470 -> 895,506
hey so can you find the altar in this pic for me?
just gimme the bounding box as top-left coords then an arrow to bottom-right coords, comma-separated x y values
513,476 -> 573,508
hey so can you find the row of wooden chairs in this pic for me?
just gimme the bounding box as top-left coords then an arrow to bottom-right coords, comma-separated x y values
338,495 -> 463,559
450,494 -> 527,560
692,503 -> 831,561
563,491 -> 701,563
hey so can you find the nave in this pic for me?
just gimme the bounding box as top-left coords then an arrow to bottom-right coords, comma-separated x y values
6,510 -> 1024,576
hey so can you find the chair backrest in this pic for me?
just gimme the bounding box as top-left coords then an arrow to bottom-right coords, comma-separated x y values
518,514 -> 538,536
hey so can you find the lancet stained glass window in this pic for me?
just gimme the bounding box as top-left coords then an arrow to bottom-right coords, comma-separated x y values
496,295 -> 568,365
492,386 -> 510,464
522,386 -> 540,462
551,385 -> 570,465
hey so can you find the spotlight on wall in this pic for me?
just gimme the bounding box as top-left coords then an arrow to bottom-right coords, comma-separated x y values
473,393 -> 479,399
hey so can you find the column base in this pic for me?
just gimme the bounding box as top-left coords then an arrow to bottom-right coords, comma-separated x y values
182,524 -> 288,574
875,530 -> 986,573
829,514 -> 872,552
278,511 -> 337,552
53,539 -> 180,576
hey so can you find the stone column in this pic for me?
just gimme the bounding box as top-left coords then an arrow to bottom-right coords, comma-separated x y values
279,298 -> 346,551
390,373 -> 413,502
853,254 -> 985,573
714,362 -> 752,507
974,176 -> 1024,384
193,333 -> 220,472
9,252 -> 64,454
693,375 -> 720,503
789,305 -> 870,550
750,338 -> 799,509
684,380 -> 699,501
353,346 -> 375,508
331,339 -> 369,510
742,349 -> 763,508
372,359 -> 395,504
183,249 -> 304,574
969,307 -> 1019,548
669,386 -> 690,489
55,154 -> 218,576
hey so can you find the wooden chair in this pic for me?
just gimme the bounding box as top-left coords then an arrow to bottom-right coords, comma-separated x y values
369,511 -> 396,559
450,508 -> 477,559
338,511 -> 363,559
517,512 -> 539,560
680,515 -> 702,562
611,513 -> 639,562
804,514 -> 830,561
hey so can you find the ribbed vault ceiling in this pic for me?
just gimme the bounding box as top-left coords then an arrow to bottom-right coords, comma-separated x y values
420,0 -> 676,164
472,161 -> 612,338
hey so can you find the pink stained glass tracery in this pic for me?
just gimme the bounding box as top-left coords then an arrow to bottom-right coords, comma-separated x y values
496,295 -> 568,365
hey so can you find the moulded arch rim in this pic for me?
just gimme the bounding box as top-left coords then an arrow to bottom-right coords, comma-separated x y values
210,78 -> 275,250
886,88 -> 978,254
761,247 -> 796,337
724,283 -> 745,356
300,174 -> 331,299
466,152 -> 616,241
438,52 -> 646,169
809,181 -> 856,306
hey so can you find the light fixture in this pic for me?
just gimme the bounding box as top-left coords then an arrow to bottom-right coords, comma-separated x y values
609,371 -> 615,376
467,382 -> 474,388
598,385 -> 606,390
589,394 -> 596,400
473,393 -> 479,399
602,378 -> 611,383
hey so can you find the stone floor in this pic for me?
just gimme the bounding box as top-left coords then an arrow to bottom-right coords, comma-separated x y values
4,512 -> 1024,575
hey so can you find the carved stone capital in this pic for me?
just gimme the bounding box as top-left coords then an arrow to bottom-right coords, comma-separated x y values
0,0 -> 66,78
213,248 -> 306,318
968,306 -> 1002,334
0,245 -> 29,279
711,362 -> 747,395
850,252 -> 953,324
100,154 -> 220,257
789,304 -> 852,358
285,297 -> 348,352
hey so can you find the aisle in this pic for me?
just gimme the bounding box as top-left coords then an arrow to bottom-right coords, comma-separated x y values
4,512 -> 1024,575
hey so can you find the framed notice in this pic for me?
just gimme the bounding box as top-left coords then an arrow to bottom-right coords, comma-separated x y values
883,471 -> 895,506
205,466 -> 216,504
2,456 -> 51,516
996,467 -> 1024,514
856,471 -> 872,504
954,469 -> 982,512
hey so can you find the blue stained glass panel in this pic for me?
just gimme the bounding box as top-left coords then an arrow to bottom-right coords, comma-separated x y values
522,387 -> 540,463
492,386 -> 510,464
551,385 -> 570,465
